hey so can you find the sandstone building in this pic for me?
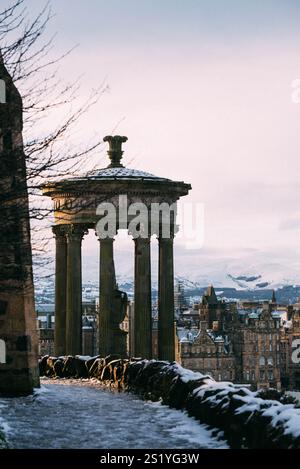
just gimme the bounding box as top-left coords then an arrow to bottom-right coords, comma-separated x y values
280,304 -> 300,390
179,286 -> 283,390
180,325 -> 236,382
232,302 -> 281,390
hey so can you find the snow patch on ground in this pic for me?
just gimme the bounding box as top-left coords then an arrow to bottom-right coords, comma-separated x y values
0,381 -> 227,449
142,400 -> 228,448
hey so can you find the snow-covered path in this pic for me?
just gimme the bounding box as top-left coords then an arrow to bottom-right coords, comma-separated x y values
0,380 -> 227,449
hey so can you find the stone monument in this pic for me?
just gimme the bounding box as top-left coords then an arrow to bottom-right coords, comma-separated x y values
0,54 -> 39,395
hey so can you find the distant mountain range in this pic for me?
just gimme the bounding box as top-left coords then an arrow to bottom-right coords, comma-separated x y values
58,251 -> 300,304
115,275 -> 300,305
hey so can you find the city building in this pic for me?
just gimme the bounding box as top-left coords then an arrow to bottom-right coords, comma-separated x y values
280,303 -> 300,390
178,286 -> 286,390
180,323 -> 236,382
174,281 -> 187,313
35,276 -> 300,391
232,302 -> 281,390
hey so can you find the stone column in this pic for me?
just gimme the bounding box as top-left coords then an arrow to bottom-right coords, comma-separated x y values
65,225 -> 87,356
134,237 -> 152,358
158,232 -> 175,361
52,225 -> 67,356
98,237 -> 115,356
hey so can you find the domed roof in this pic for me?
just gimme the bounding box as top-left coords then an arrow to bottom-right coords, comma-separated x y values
41,136 -> 192,198
67,135 -> 171,182
85,166 -> 169,181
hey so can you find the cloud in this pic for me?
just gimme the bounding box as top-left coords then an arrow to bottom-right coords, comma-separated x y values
279,217 -> 300,231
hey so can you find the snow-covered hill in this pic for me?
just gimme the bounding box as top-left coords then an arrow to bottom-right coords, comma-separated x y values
79,249 -> 300,292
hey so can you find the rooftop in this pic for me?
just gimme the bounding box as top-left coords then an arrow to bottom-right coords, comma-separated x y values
42,135 -> 191,194
83,166 -> 169,181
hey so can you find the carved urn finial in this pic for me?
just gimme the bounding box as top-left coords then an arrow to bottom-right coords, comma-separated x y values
104,135 -> 128,168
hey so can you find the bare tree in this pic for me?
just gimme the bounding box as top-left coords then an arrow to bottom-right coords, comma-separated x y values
0,0 -> 109,280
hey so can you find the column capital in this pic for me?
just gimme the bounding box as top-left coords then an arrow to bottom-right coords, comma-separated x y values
95,233 -> 116,243
52,224 -> 68,242
133,236 -> 151,245
65,224 -> 89,242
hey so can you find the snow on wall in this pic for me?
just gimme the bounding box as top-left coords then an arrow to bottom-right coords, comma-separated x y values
40,355 -> 300,448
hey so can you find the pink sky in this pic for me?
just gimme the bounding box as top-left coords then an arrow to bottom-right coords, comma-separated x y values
13,0 -> 300,284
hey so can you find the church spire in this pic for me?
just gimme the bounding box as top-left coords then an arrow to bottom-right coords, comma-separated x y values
202,284 -> 218,306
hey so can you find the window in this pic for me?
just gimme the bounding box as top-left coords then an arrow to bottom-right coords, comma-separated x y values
269,343 -> 272,352
260,370 -> 265,380
268,370 -> 274,381
267,357 -> 273,366
259,356 -> 265,366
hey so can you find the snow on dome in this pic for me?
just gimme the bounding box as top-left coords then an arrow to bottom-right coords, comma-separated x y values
85,166 -> 168,180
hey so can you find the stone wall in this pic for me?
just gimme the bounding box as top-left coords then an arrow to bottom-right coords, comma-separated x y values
0,55 -> 39,396
40,355 -> 300,449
